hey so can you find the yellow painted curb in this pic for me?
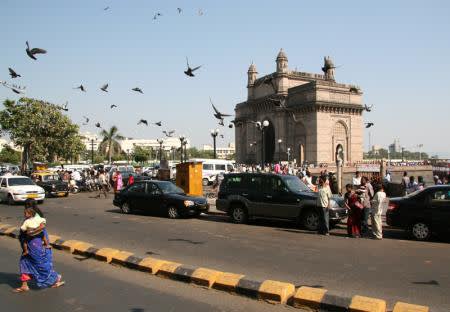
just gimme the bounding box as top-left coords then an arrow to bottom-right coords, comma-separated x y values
191,268 -> 224,288
349,295 -> 386,312
94,248 -> 121,263
213,272 -> 245,292
156,261 -> 182,278
0,223 -> 11,229
61,240 -> 84,253
258,280 -> 296,304
138,257 -> 169,274
111,251 -> 134,265
72,241 -> 94,254
393,302 -> 429,312
293,286 -> 328,310
47,235 -> 61,244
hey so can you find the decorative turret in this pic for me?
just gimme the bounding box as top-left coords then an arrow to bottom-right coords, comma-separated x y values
276,48 -> 288,73
247,63 -> 257,100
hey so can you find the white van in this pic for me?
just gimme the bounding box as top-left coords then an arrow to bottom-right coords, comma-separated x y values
190,159 -> 234,186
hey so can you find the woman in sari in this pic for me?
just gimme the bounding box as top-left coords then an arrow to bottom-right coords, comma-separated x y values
15,200 -> 64,292
114,171 -> 123,193
344,184 -> 362,238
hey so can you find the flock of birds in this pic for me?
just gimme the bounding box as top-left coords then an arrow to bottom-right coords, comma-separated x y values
1,5 -> 237,143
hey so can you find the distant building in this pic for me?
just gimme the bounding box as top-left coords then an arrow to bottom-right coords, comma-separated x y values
371,145 -> 382,155
119,137 -> 188,153
203,143 -> 235,159
0,138 -> 22,152
388,139 -> 401,154
81,132 -> 102,152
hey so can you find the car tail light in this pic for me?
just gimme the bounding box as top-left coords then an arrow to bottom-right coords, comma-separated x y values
388,202 -> 399,211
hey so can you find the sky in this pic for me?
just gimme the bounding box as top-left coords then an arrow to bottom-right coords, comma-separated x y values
1,0 -> 450,157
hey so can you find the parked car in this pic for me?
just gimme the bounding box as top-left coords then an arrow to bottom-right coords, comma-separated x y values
113,180 -> 209,218
190,159 -> 235,186
386,185 -> 450,241
216,173 -> 347,230
32,171 -> 69,197
0,175 -> 45,204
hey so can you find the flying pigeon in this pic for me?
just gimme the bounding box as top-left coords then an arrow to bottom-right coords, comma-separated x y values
100,83 -> 109,92
82,116 -> 89,125
8,68 -> 21,78
184,57 -> 201,77
365,122 -> 374,128
25,41 -> 47,60
177,8 -> 182,14
198,9 -> 204,16
220,134 -> 224,139
154,121 -> 162,126
95,122 -> 101,128
74,84 -> 86,92
153,12 -> 162,20
104,6 -> 110,11
137,119 -> 148,126
163,130 -> 175,137
132,87 -> 143,94
60,102 -> 69,112
110,104 -> 117,109
218,120 -> 224,126
1,81 -> 26,94
364,104 -> 373,112
228,124 -> 233,129
211,98 -> 231,121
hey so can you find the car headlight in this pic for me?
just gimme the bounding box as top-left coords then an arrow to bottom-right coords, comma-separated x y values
184,200 -> 195,207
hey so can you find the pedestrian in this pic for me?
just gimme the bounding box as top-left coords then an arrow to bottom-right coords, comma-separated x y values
384,171 -> 391,183
359,176 -> 374,237
352,171 -> 362,186
371,184 -> 386,240
96,169 -> 108,198
127,173 -> 134,186
402,171 -> 409,193
15,200 -> 65,293
316,177 -> 332,235
20,206 -> 51,255
114,171 -> 123,193
417,176 -> 425,191
344,184 -> 362,238
407,176 -> 418,194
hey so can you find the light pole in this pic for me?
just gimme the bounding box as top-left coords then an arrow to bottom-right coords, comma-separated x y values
401,146 -> 405,162
255,120 -> 270,167
90,138 -> 96,164
417,144 -> 423,161
277,139 -> 283,163
157,139 -> 164,162
287,147 -> 291,163
210,129 -> 219,159
179,135 -> 186,163
171,146 -> 176,161
182,137 -> 188,162
126,149 -> 130,164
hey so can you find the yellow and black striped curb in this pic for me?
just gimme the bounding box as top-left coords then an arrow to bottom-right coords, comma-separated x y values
0,224 -> 430,312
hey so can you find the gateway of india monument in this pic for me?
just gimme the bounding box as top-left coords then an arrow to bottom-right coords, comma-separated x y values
234,49 -> 364,166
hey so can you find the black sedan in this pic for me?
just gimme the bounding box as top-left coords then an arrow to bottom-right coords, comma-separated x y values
113,180 -> 209,218
386,185 -> 450,241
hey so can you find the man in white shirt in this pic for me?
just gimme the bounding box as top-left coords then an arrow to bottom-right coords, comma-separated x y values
352,171 -> 362,186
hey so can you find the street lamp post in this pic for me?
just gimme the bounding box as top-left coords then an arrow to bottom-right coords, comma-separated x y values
210,129 -> 219,159
157,139 -> 164,162
417,144 -> 423,161
126,149 -> 130,165
255,120 -> 270,168
277,139 -> 283,163
90,138 -> 96,165
401,147 -> 405,162
287,147 -> 291,163
179,135 -> 185,163
183,138 -> 188,162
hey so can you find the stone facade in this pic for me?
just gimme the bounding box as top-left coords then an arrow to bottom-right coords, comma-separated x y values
235,49 -> 364,165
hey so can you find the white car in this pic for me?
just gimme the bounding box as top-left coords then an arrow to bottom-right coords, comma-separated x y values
0,175 -> 45,205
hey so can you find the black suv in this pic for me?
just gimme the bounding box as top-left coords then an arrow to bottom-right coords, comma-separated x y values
216,173 -> 347,231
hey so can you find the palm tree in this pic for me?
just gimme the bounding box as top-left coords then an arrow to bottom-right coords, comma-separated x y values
99,126 -> 125,164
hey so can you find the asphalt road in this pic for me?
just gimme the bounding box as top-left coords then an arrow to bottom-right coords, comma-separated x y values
1,193 -> 449,311
0,236 -> 294,312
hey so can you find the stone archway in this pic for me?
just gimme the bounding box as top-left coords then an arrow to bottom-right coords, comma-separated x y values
263,121 -> 275,164
295,121 -> 307,166
332,121 -> 348,162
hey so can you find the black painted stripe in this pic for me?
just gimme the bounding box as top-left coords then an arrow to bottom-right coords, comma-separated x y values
320,292 -> 352,312
236,278 -> 263,298
173,265 -> 197,282
52,239 -> 66,249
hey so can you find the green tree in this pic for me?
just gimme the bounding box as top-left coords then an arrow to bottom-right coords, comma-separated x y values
187,147 -> 214,159
0,98 -> 85,170
133,146 -> 150,164
0,145 -> 21,163
99,126 -> 125,164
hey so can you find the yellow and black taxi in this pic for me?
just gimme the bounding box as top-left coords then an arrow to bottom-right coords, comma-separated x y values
32,171 -> 69,198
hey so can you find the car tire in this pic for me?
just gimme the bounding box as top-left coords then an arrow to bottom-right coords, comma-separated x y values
120,202 -> 132,214
230,205 -> 248,224
302,209 -> 320,231
7,194 -> 15,206
202,178 -> 209,187
167,206 -> 180,219
409,221 -> 431,241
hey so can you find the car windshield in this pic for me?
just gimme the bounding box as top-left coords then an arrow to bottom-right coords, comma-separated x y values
8,178 -> 34,186
158,182 -> 184,194
282,176 -> 311,193
42,175 -> 59,182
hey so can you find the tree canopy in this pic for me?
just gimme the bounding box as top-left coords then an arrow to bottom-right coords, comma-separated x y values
0,98 -> 85,169
0,145 -> 21,164
99,126 -> 124,164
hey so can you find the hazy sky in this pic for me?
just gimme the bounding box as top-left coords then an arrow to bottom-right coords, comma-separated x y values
1,1 -> 449,157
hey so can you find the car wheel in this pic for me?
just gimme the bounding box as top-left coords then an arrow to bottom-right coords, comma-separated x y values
167,206 -> 180,219
302,209 -> 320,231
230,205 -> 248,224
120,202 -> 132,214
7,194 -> 15,206
410,221 -> 431,241
202,178 -> 209,187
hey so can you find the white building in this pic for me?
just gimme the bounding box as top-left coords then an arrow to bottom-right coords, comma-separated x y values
81,132 -> 102,152
203,143 -> 236,159
0,138 -> 22,152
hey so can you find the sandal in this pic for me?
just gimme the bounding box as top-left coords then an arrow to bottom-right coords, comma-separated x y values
51,281 -> 65,288
13,287 -> 29,293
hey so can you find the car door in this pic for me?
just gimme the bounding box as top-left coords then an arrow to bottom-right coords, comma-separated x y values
245,175 -> 267,217
429,187 -> 450,235
145,182 -> 165,213
261,176 -> 300,219
126,183 -> 147,210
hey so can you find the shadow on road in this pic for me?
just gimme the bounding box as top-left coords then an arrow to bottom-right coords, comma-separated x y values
0,271 -> 21,289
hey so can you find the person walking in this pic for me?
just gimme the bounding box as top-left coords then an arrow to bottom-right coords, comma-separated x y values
127,173 -> 134,186
15,200 -> 65,292
352,171 -> 362,186
402,171 -> 409,194
344,184 -> 362,238
371,184 -> 386,239
317,177 -> 332,235
96,169 -> 108,198
360,176 -> 374,237
114,171 -> 123,193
